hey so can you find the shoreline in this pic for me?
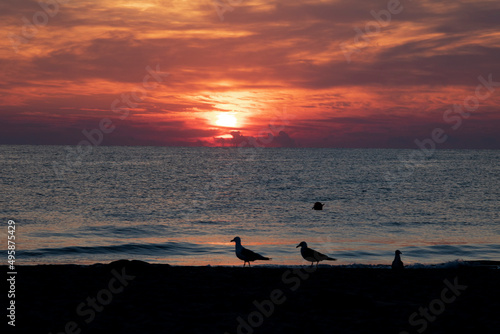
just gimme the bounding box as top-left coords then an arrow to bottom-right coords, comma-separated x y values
7,259 -> 500,268
5,260 -> 500,333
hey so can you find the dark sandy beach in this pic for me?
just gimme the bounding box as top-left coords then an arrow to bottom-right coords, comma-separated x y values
5,260 -> 500,334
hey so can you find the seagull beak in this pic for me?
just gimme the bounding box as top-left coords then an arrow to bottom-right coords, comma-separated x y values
296,244 -> 300,248
230,239 -> 235,242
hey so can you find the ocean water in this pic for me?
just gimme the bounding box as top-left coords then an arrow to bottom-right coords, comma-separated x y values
1,145 -> 499,266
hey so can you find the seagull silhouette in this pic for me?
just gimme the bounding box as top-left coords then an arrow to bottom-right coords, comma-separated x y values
230,237 -> 271,267
296,241 -> 336,267
392,250 -> 404,270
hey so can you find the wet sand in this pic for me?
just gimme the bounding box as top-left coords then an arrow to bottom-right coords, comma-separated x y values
5,260 -> 500,334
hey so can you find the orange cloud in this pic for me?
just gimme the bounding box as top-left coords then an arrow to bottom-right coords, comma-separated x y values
0,0 -> 499,147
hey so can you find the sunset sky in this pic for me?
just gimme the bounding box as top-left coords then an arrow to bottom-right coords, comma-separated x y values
1,0 -> 499,148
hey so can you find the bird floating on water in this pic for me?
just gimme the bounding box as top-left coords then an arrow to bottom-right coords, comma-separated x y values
297,241 -> 337,267
392,250 -> 404,270
313,202 -> 324,210
230,237 -> 271,267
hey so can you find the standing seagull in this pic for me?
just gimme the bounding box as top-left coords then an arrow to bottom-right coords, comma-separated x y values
230,237 -> 271,267
392,250 -> 404,270
296,241 -> 337,267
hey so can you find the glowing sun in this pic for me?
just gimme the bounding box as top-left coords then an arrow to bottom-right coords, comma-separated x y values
215,113 -> 237,127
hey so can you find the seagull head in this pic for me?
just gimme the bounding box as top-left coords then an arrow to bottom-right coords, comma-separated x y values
231,237 -> 241,244
296,241 -> 307,248
395,250 -> 402,255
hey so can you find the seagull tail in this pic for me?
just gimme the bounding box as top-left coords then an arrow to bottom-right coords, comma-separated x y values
327,257 -> 337,261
